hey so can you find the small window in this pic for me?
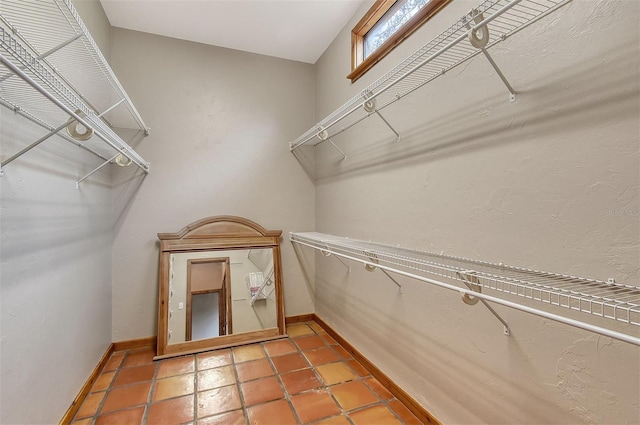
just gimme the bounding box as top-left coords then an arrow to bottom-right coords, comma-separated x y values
349,0 -> 451,82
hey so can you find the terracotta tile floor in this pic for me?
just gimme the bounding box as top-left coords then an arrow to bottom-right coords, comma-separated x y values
72,321 -> 423,425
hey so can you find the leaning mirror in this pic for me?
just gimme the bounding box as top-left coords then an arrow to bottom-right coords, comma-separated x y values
156,216 -> 285,359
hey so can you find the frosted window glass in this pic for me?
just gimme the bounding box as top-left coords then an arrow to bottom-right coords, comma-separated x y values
364,0 -> 432,58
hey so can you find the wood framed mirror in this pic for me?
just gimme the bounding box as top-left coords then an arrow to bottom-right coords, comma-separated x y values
156,216 -> 285,359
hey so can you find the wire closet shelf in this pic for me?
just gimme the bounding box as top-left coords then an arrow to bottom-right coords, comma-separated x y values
0,0 -> 150,180
289,0 -> 569,153
290,232 -> 640,346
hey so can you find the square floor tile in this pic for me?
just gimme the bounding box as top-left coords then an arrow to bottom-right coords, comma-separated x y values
113,363 -> 155,387
71,418 -> 92,425
94,406 -> 145,425
152,373 -> 195,402
103,353 -> 124,371
197,350 -> 232,370
247,399 -> 298,425
271,352 -> 309,374
92,371 -> 115,392
263,339 -> 297,357
294,335 -> 325,351
349,405 -> 402,425
240,376 -> 284,406
197,409 -> 245,425
303,346 -> 340,366
236,358 -> 274,382
197,365 -> 236,391
286,323 -> 315,337
197,385 -> 242,418
290,389 -> 341,423
157,355 -> 195,379
330,380 -> 379,411
316,362 -> 357,386
100,382 -> 151,413
122,348 -> 155,368
365,377 -> 394,400
232,345 -> 265,363
147,394 -> 195,424
74,391 -> 105,419
279,368 -> 322,395
388,399 -> 423,424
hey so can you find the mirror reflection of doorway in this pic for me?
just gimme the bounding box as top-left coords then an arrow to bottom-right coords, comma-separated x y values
186,258 -> 231,341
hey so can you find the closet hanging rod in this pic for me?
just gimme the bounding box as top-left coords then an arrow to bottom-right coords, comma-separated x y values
290,232 -> 640,346
0,97 -> 109,162
289,0 -> 570,152
0,51 -> 148,173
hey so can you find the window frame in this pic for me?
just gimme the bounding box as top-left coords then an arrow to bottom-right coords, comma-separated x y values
348,0 -> 452,82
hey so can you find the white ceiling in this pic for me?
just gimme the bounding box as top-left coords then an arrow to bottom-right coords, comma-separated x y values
99,0 -> 366,64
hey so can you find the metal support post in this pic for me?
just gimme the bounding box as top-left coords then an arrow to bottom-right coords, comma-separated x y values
481,48 -> 516,102
457,271 -> 510,335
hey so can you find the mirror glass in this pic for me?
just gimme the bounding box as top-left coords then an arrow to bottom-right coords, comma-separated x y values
156,215 -> 285,359
167,249 -> 277,344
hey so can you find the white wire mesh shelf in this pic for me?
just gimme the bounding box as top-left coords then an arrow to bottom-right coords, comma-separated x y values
289,0 -> 569,152
291,232 -> 640,346
0,0 -> 150,176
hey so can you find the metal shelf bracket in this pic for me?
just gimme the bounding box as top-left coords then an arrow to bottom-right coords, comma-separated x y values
457,270 -> 510,336
363,250 -> 403,292
466,8 -> 516,102
321,248 -> 351,272
316,127 -> 346,160
363,94 -> 400,142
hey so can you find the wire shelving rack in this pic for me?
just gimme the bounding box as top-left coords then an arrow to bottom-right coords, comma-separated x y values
0,0 -> 150,183
289,0 -> 570,155
291,232 -> 640,346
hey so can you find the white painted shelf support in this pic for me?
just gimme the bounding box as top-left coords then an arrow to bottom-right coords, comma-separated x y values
458,270 -> 510,335
321,249 -> 351,273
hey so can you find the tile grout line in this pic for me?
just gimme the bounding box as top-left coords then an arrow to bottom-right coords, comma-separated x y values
229,347 -> 250,425
140,353 -> 160,425
193,353 -> 200,424
293,322 -> 355,424
266,339 -> 305,424
91,352 -> 125,422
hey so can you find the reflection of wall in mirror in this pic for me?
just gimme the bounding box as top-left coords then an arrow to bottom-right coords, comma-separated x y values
231,249 -> 276,334
168,249 -> 277,344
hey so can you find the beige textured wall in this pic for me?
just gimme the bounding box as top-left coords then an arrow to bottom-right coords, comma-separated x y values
109,29 -> 316,341
311,0 -> 639,423
0,1 -> 114,423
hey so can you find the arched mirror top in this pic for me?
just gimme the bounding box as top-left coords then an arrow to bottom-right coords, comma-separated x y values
158,216 -> 282,253
158,215 -> 282,241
